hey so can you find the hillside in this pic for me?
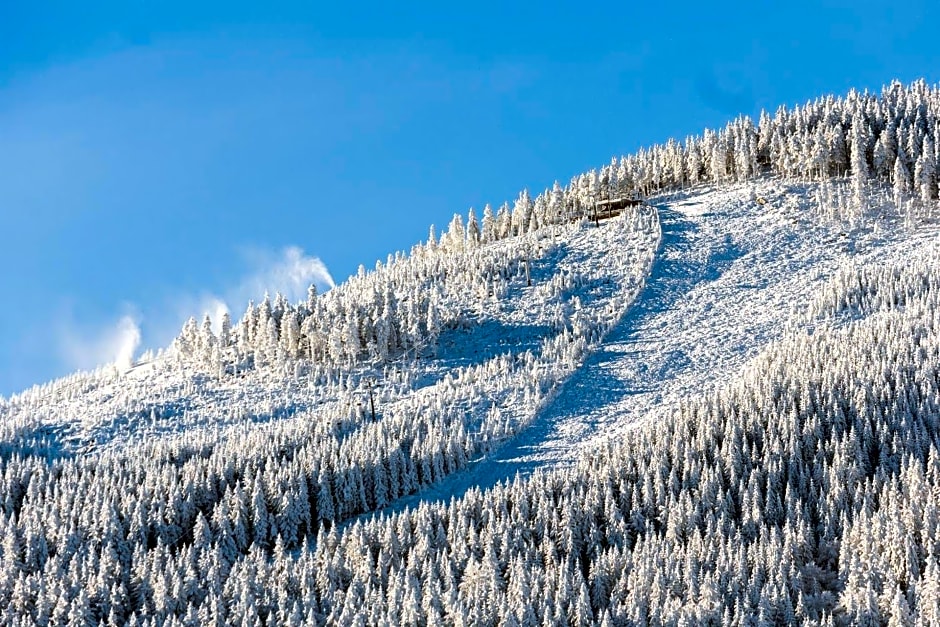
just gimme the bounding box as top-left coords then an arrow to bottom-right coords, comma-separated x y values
3,80 -> 940,625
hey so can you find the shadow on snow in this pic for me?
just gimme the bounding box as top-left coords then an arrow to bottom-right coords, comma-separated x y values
354,205 -> 744,521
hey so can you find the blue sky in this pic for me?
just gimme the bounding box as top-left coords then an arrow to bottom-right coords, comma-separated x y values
2,0 -> 939,395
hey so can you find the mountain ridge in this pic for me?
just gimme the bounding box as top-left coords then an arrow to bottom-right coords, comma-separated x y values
4,80 -> 940,625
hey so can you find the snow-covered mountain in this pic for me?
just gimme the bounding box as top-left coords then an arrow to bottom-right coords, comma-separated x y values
3,80 -> 940,625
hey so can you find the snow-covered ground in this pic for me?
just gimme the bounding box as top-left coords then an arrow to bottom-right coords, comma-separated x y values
361,178 -> 940,516
0,204 -> 658,465
5,177 -> 939,523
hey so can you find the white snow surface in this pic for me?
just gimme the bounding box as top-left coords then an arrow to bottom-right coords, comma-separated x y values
4,177 -> 939,519
362,178 -> 940,516
0,204 -> 658,462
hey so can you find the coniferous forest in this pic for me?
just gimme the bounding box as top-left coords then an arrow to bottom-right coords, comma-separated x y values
3,80 -> 940,624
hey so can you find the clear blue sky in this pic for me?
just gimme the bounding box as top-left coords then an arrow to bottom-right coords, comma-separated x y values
2,0 -> 938,395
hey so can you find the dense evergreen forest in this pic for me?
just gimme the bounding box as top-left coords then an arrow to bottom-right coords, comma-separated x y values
2,80 -> 940,625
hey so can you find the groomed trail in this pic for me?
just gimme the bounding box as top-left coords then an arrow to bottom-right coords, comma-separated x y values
361,178 -> 940,519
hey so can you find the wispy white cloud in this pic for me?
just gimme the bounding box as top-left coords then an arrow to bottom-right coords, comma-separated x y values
54,246 -> 334,373
175,245 -> 335,330
237,245 -> 336,304
59,311 -> 142,372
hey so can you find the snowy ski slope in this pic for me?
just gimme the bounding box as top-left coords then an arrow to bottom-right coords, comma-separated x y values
361,177 -> 940,517
0,205 -> 659,468
3,177 -> 938,519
